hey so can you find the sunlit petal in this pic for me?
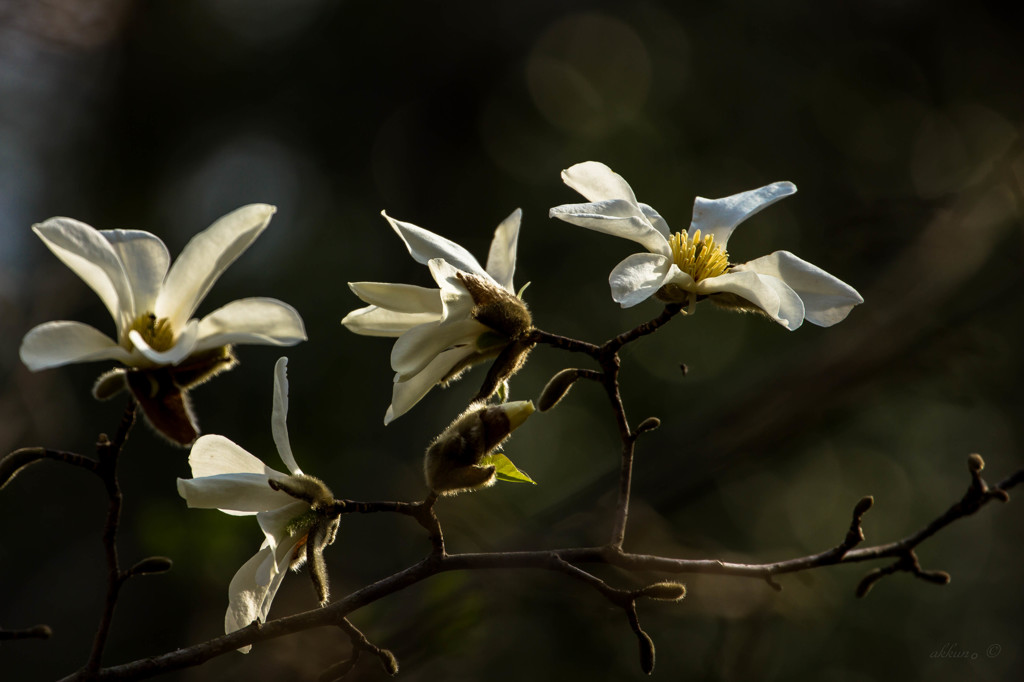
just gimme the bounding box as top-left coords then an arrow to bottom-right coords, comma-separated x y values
271,357 -> 302,476
382,211 -> 488,278
20,321 -> 133,371
102,230 -> 170,318
385,345 -> 477,424
193,298 -> 307,353
690,182 -> 796,249
737,251 -> 863,327
549,200 -> 671,256
608,253 -> 673,308
347,282 -> 444,314
485,209 -> 522,292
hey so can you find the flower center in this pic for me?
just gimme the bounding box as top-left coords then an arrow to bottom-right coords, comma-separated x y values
127,313 -> 175,352
667,230 -> 729,282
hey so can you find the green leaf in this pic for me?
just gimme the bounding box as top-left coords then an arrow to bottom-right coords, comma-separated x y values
480,451 -> 536,485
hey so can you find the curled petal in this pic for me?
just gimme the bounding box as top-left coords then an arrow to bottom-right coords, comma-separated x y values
700,270 -> 805,329
157,204 -> 276,332
485,208 -> 522,292
561,161 -> 639,204
347,282 -> 443,314
382,211 -> 488,279
736,251 -> 863,326
608,253 -> 674,307
272,357 -> 302,476
32,217 -> 134,334
385,345 -> 477,424
20,321 -> 133,371
691,182 -> 797,249
342,305 -> 441,337
193,298 -> 307,353
188,434 -> 281,478
129,319 -> 200,366
549,200 -> 671,256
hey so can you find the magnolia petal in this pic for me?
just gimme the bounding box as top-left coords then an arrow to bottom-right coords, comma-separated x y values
608,253 -> 674,308
257,500 -> 309,553
192,298 -> 307,353
19,321 -> 133,371
347,281 -> 444,315
157,204 -> 276,332
561,161 -> 639,204
549,200 -> 671,256
32,217 -> 134,333
691,182 -> 797,249
102,230 -> 171,318
385,345 -> 477,424
225,544 -> 288,652
382,211 -> 488,279
485,208 -> 522,292
271,357 -> 302,476
390,317 -> 486,380
342,305 -> 441,337
176,473 -> 294,515
427,258 -> 478,321
737,251 -> 863,327
129,319 -> 199,366
189,434 -> 281,478
639,203 -> 672,239
701,270 -> 806,329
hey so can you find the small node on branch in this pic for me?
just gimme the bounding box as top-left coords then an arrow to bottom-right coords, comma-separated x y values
127,556 -> 173,577
634,417 -> 661,436
378,648 -> 400,676
967,452 -> 985,473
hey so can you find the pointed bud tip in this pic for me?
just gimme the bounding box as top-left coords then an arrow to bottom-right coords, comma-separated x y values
503,400 -> 535,431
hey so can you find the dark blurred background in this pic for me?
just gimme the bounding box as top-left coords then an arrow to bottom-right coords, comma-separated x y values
1,0 -> 1022,680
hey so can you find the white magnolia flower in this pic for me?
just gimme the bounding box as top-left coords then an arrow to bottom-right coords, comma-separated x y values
20,204 -> 306,371
549,161 -> 863,329
19,204 -> 306,443
342,210 -> 532,424
177,358 -> 336,653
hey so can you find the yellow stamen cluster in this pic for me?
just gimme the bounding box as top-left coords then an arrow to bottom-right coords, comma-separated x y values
667,229 -> 729,282
127,313 -> 175,352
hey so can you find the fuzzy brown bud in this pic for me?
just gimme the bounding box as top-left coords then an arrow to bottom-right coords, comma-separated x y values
637,581 -> 687,602
538,368 -> 583,411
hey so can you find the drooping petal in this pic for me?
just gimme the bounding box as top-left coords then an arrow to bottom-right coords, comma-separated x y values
189,434 -> 281,478
561,161 -> 639,204
736,251 -> 863,327
381,211 -> 488,279
225,544 -> 289,652
102,230 -> 171,319
691,182 -> 797,249
385,345 -> 478,425
192,298 -> 307,353
32,217 -> 134,334
485,209 -> 522,292
342,305 -> 441,337
549,200 -> 672,256
390,317 -> 487,380
271,357 -> 302,476
347,282 -> 444,315
608,253 -> 674,307
156,204 -> 276,332
19,321 -> 133,371
176,473 -> 295,515
129,318 -> 200,366
699,270 -> 806,330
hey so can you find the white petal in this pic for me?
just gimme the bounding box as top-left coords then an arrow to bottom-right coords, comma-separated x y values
381,211 -> 488,279
700,270 -> 806,330
129,318 -> 199,366
347,282 -> 443,314
691,182 -> 796,249
484,209 -> 522,292
225,544 -> 292,652
257,500 -> 310,552
189,434 -> 282,478
390,317 -> 487,380
19,321 -> 133,371
561,161 -> 639,204
102,230 -> 170,318
272,357 -> 302,476
608,253 -> 673,308
549,200 -> 671,256
427,259 -> 478,321
638,203 -> 672,239
385,345 -> 477,424
192,298 -> 307,353
342,305 -> 441,337
32,218 -> 134,334
156,204 -> 276,332
736,251 -> 863,327
176,473 -> 294,515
